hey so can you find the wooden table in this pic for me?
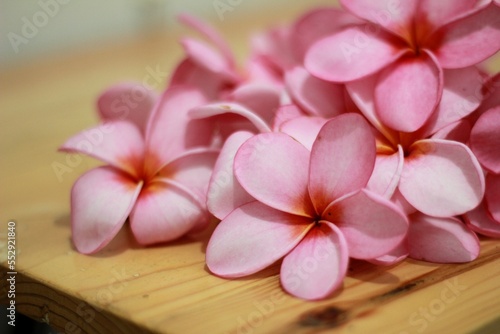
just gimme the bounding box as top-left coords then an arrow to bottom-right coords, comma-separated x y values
1,4 -> 499,334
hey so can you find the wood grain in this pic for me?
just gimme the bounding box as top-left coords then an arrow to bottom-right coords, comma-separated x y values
1,3 -> 499,333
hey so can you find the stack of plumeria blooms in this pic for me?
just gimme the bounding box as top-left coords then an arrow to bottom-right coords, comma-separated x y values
60,0 -> 500,300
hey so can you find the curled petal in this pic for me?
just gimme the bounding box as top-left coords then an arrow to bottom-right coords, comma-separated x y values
433,4 -> 500,68
400,139 -> 485,217
305,25 -> 406,82
375,53 -> 442,132
207,131 -> 255,220
464,202 -> 500,238
281,223 -> 349,300
71,167 -> 141,254
285,66 -> 346,118
97,82 -> 158,134
431,119 -> 471,144
418,0 -> 486,30
309,114 -> 376,213
230,83 -> 281,125
485,174 -> 500,223
367,241 -> 408,266
130,180 -> 208,245
408,213 -> 480,263
325,189 -> 408,259
235,133 -> 315,217
367,146 -> 404,199
279,116 -> 328,151
272,104 -> 306,131
470,106 -> 500,173
206,202 -> 313,277
59,121 -> 145,179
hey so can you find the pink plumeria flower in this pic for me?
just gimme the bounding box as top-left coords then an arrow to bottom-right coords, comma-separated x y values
306,0 -> 500,132
59,86 -> 218,254
206,114 -> 408,300
466,105 -> 500,237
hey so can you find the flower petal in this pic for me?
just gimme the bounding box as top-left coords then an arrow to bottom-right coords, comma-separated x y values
433,4 -> 500,69
408,213 -> 479,263
309,114 -> 376,213
421,66 -> 484,136
285,66 -> 346,118
485,174 -> 500,223
235,132 -> 315,217
367,145 -> 404,199
431,119 -> 471,144
272,104 -> 307,131
291,7 -> 362,61
464,202 -> 500,238
206,202 -> 313,277
71,167 -> 141,254
367,241 -> 408,266
340,0 -> 418,37
130,180 -> 208,245
375,53 -> 442,132
305,25 -> 405,82
325,189 -> 408,259
97,82 -> 158,134
145,86 -> 212,172
280,222 -> 348,300
59,121 -> 145,178
470,106 -> 500,173
279,116 -> 328,151
400,139 -> 485,217
189,102 -> 272,133
230,83 -> 281,125
207,131 -> 255,220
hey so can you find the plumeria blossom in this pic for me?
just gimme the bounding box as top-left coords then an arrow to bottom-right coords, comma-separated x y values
306,0 -> 500,132
207,114 -> 408,300
60,85 -> 218,254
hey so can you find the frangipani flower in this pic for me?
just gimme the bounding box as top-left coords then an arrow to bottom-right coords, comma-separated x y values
206,114 -> 408,300
60,86 -> 218,254
306,0 -> 500,132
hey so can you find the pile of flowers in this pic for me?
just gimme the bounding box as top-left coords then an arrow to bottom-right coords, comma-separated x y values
60,1 -> 500,300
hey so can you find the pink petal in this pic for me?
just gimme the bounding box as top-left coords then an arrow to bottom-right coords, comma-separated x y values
305,25 -> 405,82
367,241 -> 408,266
169,58 -> 232,100
245,55 -> 284,87
280,222 -> 348,300
340,0 -> 418,37
367,145 -> 404,199
97,82 -> 158,134
230,83 -> 281,125
178,13 -> 235,68
421,66 -> 484,136
346,74 -> 399,143
433,4 -> 500,69
180,38 -> 235,80
279,116 -> 328,151
145,86 -> 212,173
408,213 -> 480,263
418,0 -> 487,30
71,167 -> 142,254
272,104 -> 307,131
130,179 -> 208,245
431,119 -> 472,144
251,26 -> 297,72
325,189 -> 408,259
285,66 -> 346,118
291,7 -> 362,61
400,139 -> 485,217
470,106 -> 500,173
207,131 -> 255,220
375,53 -> 442,132
235,133 -> 315,217
485,173 -> 500,223
474,73 -> 500,119
206,201 -> 313,277
309,114 -> 376,213
464,202 -> 500,238
189,102 -> 272,133
59,121 -> 145,179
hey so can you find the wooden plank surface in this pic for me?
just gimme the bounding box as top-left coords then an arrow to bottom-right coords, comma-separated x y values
1,3 -> 499,334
